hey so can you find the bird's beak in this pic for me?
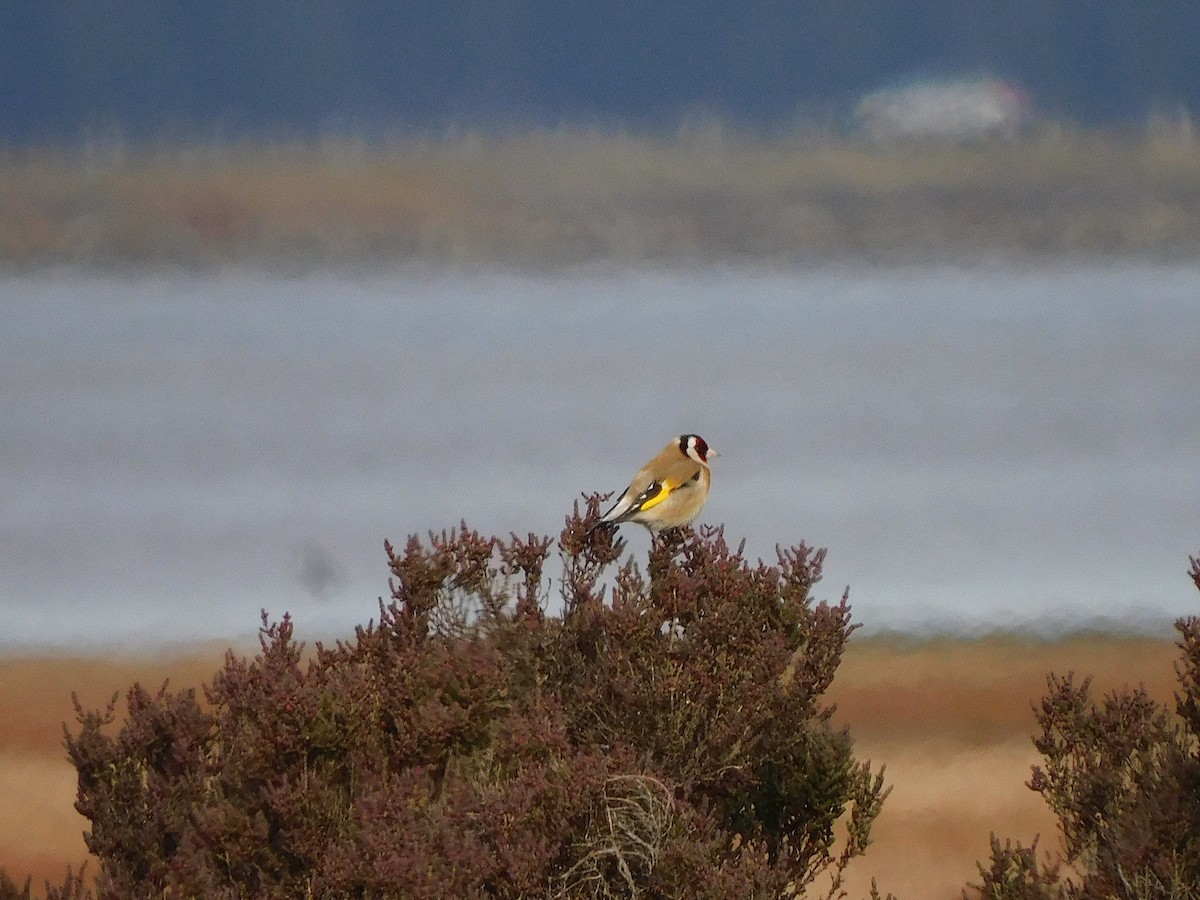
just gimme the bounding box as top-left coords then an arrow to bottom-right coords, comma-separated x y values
707,448 -> 720,459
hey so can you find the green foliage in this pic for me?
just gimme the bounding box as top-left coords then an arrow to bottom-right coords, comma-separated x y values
971,554 -> 1200,900
0,868 -> 90,900
969,836 -> 1062,900
32,498 -> 888,898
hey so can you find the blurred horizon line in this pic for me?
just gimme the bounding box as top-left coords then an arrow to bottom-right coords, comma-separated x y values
4,121 -> 1200,270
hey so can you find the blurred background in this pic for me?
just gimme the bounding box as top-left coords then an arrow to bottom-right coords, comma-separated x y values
5,1 -> 1200,138
3,2 -> 1200,648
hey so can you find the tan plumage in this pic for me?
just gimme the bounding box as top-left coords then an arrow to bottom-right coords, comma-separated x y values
594,434 -> 719,533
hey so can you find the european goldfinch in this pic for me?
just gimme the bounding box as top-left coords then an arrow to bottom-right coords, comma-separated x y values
593,434 -> 719,533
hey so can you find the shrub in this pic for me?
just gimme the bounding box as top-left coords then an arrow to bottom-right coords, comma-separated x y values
970,554 -> 1200,900
0,868 -> 91,900
46,497 -> 888,898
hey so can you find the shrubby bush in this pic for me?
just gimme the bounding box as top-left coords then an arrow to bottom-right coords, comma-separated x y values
971,554 -> 1200,900
0,870 -> 89,900
11,498 -> 889,899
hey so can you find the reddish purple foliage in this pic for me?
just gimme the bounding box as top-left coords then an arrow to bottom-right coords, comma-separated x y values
970,552 -> 1200,899
22,501 -> 891,897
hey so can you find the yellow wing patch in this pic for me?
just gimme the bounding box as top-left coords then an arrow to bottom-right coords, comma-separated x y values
635,480 -> 674,512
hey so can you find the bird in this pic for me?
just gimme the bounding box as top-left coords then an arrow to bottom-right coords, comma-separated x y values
591,434 -> 719,534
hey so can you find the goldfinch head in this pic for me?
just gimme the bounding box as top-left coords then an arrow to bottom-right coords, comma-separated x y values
679,434 -> 718,465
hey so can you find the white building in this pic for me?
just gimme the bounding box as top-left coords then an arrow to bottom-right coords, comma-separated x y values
853,76 -> 1033,141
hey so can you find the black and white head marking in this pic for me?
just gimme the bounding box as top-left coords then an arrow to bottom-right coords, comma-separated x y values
680,434 -> 711,464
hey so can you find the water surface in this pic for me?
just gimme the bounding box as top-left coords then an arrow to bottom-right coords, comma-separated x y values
3,264 -> 1198,648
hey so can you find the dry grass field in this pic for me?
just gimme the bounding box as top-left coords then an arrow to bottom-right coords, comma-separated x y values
0,633 -> 1184,898
4,127 -> 1200,268
827,633 -> 1182,898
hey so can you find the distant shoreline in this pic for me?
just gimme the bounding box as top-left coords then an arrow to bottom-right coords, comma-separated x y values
4,126 -> 1200,269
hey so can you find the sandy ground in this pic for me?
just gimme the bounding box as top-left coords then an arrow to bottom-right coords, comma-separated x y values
0,634 -> 1183,898
827,634 -> 1181,898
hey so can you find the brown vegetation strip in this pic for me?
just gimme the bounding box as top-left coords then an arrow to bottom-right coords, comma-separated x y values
4,129 -> 1200,268
0,634 -> 1182,896
827,634 -> 1180,898
828,633 -> 1181,743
